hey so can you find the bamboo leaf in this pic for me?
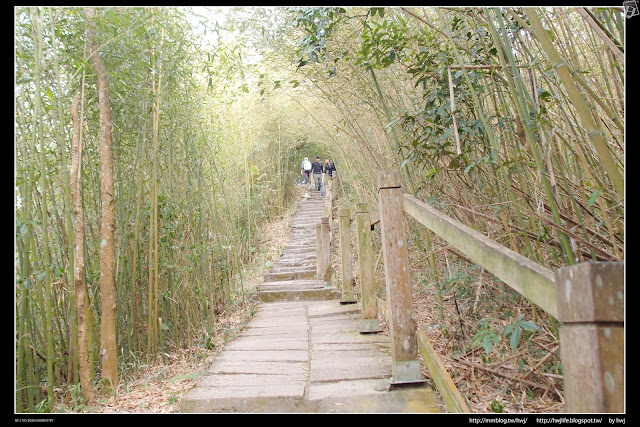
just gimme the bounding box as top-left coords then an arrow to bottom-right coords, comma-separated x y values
502,323 -> 515,337
509,325 -> 521,351
519,320 -> 539,331
587,189 -> 601,208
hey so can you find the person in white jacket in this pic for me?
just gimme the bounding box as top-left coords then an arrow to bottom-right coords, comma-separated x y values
301,157 -> 312,185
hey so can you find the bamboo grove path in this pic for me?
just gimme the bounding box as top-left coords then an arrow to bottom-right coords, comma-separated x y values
179,187 -> 442,413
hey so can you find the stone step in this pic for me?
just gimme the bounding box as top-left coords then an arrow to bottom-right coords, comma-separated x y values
289,232 -> 317,238
263,269 -> 316,282
270,265 -> 316,274
179,300 -> 442,413
273,260 -> 315,268
286,240 -> 317,246
280,250 -> 316,258
282,248 -> 316,254
278,257 -> 316,265
257,280 -> 340,302
282,247 -> 316,254
289,234 -> 318,240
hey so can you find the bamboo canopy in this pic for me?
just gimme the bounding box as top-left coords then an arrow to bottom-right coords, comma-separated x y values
15,6 -> 623,413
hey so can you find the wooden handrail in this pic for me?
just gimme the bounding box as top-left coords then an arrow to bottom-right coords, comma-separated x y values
402,192 -> 557,318
347,172 -> 622,412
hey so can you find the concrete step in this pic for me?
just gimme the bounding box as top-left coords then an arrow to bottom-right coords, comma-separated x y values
269,266 -> 316,275
179,300 -> 442,413
277,257 -> 316,266
282,247 -> 316,254
263,269 -> 316,282
273,260 -> 315,268
279,251 -> 316,258
257,280 -> 341,302
289,234 -> 318,240
282,242 -> 316,249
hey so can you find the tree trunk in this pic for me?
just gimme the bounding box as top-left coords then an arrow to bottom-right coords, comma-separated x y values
85,7 -> 119,391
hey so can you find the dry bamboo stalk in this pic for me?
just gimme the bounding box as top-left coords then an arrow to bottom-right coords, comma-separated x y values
524,8 -> 624,204
576,8 -> 624,64
452,358 -> 559,395
31,8 -> 55,406
70,94 -> 95,406
472,268 -> 484,315
85,6 -> 118,390
522,345 -> 559,380
447,67 -> 462,155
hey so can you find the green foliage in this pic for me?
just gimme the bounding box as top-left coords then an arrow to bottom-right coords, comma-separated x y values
502,314 -> 539,351
472,313 -> 538,355
291,7 -> 346,67
356,10 -> 409,70
471,319 -> 501,355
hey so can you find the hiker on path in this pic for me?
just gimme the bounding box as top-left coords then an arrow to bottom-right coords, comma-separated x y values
301,157 -> 312,185
311,156 -> 324,191
324,157 -> 336,179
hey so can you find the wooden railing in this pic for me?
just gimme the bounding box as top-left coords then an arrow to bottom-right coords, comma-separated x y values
319,170 -> 624,413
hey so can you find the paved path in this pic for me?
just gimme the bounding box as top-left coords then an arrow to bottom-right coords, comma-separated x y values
179,188 -> 442,413
257,190 -> 339,302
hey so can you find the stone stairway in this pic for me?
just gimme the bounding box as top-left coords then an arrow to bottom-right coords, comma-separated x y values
257,190 -> 340,302
178,187 -> 442,413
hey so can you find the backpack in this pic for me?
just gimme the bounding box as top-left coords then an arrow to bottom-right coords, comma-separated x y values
303,160 -> 312,171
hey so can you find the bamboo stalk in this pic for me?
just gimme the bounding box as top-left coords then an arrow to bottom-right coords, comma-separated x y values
523,8 -> 623,205
488,7 -> 576,265
452,358 -> 561,397
47,7 -> 80,388
447,66 -> 462,155
505,8 -> 624,134
31,7 -> 56,408
576,8 -> 623,64
15,35 -> 37,411
85,6 -> 119,390
70,94 -> 96,406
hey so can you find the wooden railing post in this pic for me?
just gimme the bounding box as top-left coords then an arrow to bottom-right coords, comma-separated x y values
377,171 -> 424,385
316,221 -> 324,279
319,217 -> 331,285
338,208 -> 357,304
325,176 -> 333,225
355,203 -> 381,333
555,261 -> 624,412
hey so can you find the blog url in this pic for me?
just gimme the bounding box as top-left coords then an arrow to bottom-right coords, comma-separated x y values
469,419 -> 606,425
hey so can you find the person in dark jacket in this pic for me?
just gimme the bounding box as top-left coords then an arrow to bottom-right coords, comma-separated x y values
311,156 -> 324,191
324,158 -> 336,178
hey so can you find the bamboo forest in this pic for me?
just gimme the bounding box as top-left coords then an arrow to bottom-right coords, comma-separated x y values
14,6 -> 625,415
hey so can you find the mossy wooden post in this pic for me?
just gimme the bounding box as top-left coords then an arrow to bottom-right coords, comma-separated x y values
320,216 -> 331,286
339,208 -> 357,304
316,221 -> 324,279
325,176 -> 333,225
355,203 -> 381,333
378,171 -> 424,385
331,173 -> 340,198
555,262 -> 624,412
